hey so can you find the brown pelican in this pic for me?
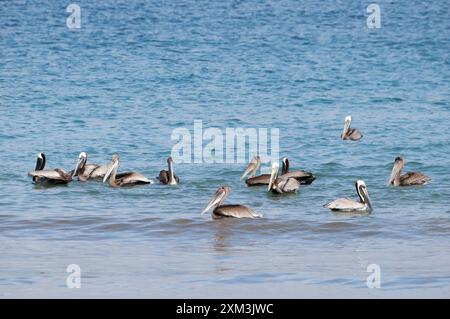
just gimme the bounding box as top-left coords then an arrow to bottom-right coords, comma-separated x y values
281,157 -> 316,185
201,186 -> 262,219
241,156 -> 316,187
102,154 -> 152,187
267,162 -> 300,194
388,156 -> 430,186
72,152 -> 108,181
341,115 -> 363,141
240,156 -> 271,186
324,180 -> 372,213
157,157 -> 179,185
28,152 -> 72,184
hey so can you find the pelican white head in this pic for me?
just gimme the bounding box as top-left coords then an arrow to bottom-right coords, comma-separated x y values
355,180 -> 372,209
73,152 -> 88,177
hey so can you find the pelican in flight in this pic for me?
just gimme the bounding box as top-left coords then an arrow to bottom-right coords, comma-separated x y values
281,157 -> 316,185
341,115 -> 363,141
324,180 -> 372,213
388,156 -> 430,186
72,152 -> 109,181
28,152 -> 72,184
267,162 -> 300,194
158,157 -> 179,185
201,186 -> 262,219
103,154 -> 152,187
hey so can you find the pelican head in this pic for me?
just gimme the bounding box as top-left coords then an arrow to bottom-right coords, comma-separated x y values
342,115 -> 352,138
388,156 -> 404,186
201,185 -> 231,215
103,154 -> 120,183
35,152 -> 46,170
355,180 -> 372,209
72,151 -> 87,177
281,157 -> 290,174
240,156 -> 261,181
268,162 -> 279,192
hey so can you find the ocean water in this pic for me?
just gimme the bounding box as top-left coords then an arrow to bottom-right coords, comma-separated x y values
1,0 -> 450,298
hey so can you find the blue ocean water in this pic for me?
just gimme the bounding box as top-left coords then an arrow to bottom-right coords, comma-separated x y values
0,0 -> 449,297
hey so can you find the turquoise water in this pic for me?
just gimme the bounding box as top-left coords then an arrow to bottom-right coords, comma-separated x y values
1,0 -> 450,297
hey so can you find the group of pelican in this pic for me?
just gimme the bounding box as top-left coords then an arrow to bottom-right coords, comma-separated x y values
202,115 -> 430,219
28,152 -> 179,187
28,115 -> 431,220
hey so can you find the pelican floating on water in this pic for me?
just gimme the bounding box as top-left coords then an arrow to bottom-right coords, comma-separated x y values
103,154 -> 152,187
324,180 -> 372,213
281,157 -> 316,185
202,186 -> 262,219
28,152 -> 72,184
341,115 -> 363,141
158,157 -> 179,185
240,156 -> 271,186
388,156 -> 430,186
72,152 -> 108,181
268,162 -> 300,194
241,156 -> 316,187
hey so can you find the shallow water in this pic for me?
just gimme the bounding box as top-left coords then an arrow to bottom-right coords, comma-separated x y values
1,0 -> 450,298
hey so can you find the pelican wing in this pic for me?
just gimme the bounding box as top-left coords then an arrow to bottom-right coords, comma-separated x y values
82,164 -> 100,176
212,205 -> 262,219
324,198 -> 366,211
282,171 -> 316,184
28,169 -> 70,181
278,176 -> 300,193
246,174 -> 270,186
88,165 -> 109,179
348,128 -> 363,141
400,172 -> 431,186
116,172 -> 152,185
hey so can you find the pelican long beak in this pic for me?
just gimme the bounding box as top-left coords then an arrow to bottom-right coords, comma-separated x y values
267,162 -> 279,192
103,161 -> 118,183
342,116 -> 351,138
201,187 -> 227,215
168,158 -> 177,185
363,187 -> 372,208
240,156 -> 260,181
388,160 -> 402,186
72,157 -> 84,178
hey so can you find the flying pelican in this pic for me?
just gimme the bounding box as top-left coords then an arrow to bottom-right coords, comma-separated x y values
102,154 -> 152,187
267,162 -> 300,194
388,156 -> 430,186
28,152 -> 72,184
240,156 -> 271,186
72,152 -> 109,181
201,186 -> 262,219
281,157 -> 316,185
341,115 -> 363,141
158,157 -> 179,185
324,180 -> 372,213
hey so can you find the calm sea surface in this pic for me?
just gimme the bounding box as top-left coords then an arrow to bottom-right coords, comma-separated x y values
1,0 -> 450,298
